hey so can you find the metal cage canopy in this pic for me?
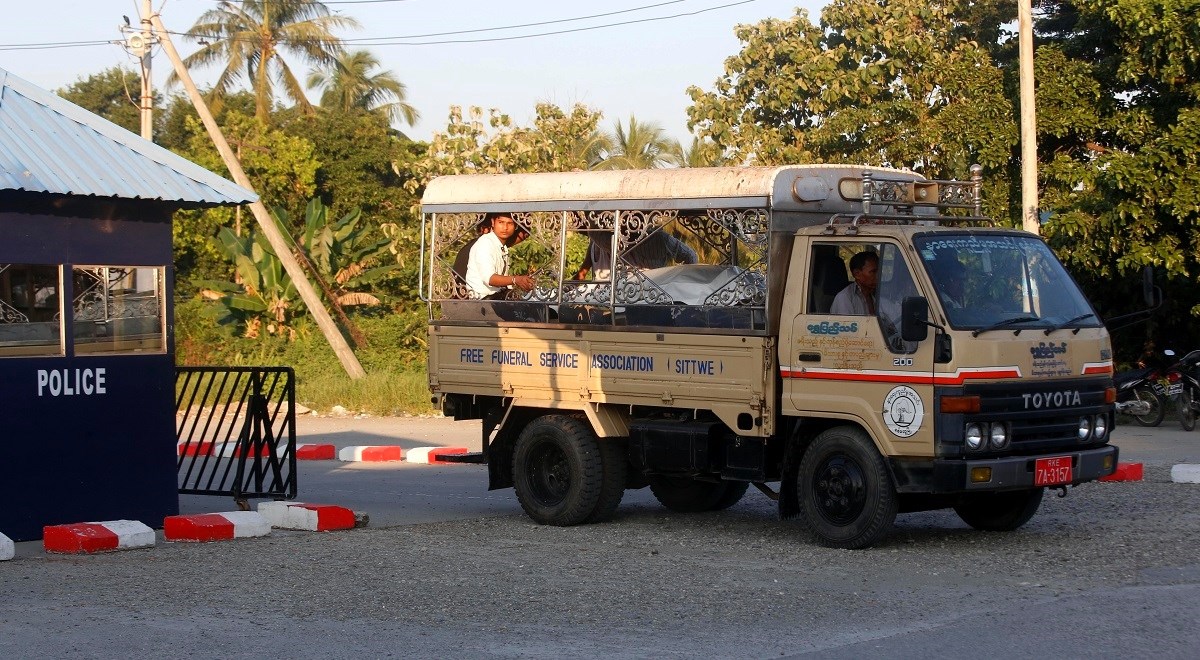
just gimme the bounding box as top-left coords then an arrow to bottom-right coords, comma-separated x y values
0,66 -> 256,208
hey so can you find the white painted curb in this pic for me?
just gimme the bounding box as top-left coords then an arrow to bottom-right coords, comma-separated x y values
104,520 -> 157,549
1171,464 -> 1200,484
223,510 -> 273,538
1,532 -> 13,561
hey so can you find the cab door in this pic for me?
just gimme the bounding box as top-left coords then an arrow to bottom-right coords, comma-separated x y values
780,237 -> 936,456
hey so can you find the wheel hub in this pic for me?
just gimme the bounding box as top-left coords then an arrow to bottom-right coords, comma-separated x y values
812,455 -> 868,526
529,442 -> 570,504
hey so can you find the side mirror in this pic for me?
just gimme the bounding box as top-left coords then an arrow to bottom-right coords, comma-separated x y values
901,296 -> 930,342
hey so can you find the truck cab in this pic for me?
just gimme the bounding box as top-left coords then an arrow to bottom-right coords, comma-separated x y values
421,165 -> 1118,548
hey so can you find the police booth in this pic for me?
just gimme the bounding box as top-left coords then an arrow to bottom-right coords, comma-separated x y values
0,68 -> 254,541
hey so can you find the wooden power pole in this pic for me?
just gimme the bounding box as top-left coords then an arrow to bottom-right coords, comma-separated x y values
148,11 -> 366,379
1018,0 -> 1040,235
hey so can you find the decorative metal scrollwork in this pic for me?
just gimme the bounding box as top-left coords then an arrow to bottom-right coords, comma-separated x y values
938,182 -> 975,207
614,262 -> 673,305
703,269 -> 767,307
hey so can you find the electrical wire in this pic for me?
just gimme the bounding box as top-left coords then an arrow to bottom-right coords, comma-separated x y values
0,0 -> 758,51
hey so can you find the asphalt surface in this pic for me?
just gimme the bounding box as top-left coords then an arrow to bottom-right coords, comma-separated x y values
2,417 -> 1198,658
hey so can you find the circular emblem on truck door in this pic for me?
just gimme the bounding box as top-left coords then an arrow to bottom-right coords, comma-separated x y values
883,386 -> 924,438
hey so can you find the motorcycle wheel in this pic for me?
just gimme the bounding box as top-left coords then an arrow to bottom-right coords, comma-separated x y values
1132,385 -> 1165,427
1181,386 -> 1197,432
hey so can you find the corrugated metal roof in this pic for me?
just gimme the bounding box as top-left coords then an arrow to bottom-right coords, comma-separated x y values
0,66 -> 256,207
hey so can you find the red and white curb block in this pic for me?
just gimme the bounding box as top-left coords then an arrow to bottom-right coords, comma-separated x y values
1099,462 -> 1144,482
405,446 -> 470,464
296,443 -> 336,460
42,520 -> 156,554
1171,464 -> 1200,484
177,442 -> 336,461
163,511 -> 272,542
258,501 -> 356,531
338,445 -> 403,462
1,532 -> 14,561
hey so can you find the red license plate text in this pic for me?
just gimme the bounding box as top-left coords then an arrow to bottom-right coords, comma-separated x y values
1034,456 -> 1073,486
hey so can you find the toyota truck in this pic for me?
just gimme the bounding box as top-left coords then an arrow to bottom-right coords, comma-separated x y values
419,164 -> 1119,548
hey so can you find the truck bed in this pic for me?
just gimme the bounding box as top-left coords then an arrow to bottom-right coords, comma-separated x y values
429,324 -> 776,437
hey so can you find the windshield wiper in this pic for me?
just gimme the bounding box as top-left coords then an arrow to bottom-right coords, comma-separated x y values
1044,313 -> 1096,335
972,315 -> 1040,337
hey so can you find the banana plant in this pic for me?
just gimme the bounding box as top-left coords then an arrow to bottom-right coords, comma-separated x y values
286,199 -> 398,306
198,228 -> 302,339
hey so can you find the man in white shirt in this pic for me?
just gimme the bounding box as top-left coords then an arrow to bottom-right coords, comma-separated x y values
464,214 -> 535,299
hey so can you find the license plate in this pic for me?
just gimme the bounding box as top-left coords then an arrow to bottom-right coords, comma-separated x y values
1034,456 -> 1073,486
1167,383 -> 1184,396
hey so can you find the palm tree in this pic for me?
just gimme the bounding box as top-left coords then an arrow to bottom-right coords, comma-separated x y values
307,50 -> 419,127
171,0 -> 359,121
594,115 -> 678,170
669,137 -> 729,168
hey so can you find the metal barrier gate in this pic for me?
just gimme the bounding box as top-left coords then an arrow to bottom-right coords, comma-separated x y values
176,367 -> 297,506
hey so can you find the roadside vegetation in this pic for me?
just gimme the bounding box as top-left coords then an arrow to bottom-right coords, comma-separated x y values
57,0 -> 1200,414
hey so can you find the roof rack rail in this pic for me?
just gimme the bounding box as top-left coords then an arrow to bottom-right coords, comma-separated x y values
822,212 -> 996,235
837,164 -> 984,216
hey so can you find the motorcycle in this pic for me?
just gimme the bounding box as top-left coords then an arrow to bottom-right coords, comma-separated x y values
1165,349 -> 1200,431
1114,351 -> 1171,426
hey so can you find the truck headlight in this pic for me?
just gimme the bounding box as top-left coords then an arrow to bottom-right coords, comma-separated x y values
965,423 -> 984,450
1077,416 -> 1092,441
1093,415 -> 1108,440
989,422 -> 1009,449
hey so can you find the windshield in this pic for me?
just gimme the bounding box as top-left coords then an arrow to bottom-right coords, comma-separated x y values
915,234 -> 1100,333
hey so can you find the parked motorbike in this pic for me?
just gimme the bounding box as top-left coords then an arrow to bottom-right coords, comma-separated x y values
1114,356 -> 1168,427
1165,349 -> 1200,431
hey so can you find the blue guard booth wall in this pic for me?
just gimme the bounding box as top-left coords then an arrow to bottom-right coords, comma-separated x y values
0,200 -> 179,541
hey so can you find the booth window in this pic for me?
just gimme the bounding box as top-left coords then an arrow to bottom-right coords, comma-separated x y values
0,263 -> 63,357
72,266 -> 165,354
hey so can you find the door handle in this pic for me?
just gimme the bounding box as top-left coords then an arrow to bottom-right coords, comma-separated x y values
797,352 -> 821,362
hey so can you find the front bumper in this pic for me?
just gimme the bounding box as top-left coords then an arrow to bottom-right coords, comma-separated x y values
890,445 -> 1119,493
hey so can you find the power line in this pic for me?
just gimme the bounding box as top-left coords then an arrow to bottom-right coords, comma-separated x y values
0,0 -> 757,51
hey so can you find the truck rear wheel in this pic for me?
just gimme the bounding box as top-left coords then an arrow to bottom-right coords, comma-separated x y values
796,426 -> 897,549
649,476 -> 742,512
953,488 -> 1044,531
512,415 -> 603,526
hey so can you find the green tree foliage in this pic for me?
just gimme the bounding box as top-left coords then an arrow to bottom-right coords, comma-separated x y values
594,115 -> 679,169
201,224 -> 301,339
686,1 -> 1016,212
277,107 -> 416,225
306,49 -> 419,128
669,137 -> 730,168
1035,1 -> 1200,325
173,0 -> 359,121
171,110 -> 318,293
56,67 -> 144,134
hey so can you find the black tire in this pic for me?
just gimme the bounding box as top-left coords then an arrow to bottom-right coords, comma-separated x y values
796,426 -> 897,549
585,438 -> 627,523
711,482 -> 750,511
1181,386 -> 1197,432
953,488 -> 1044,531
1131,385 -> 1165,427
512,415 -> 603,526
648,476 -> 728,512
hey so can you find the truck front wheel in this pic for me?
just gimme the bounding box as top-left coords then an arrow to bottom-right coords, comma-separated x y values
512,415 -> 603,526
797,426 -> 897,549
953,488 -> 1044,531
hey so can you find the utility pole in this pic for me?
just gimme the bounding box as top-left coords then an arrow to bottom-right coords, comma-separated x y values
147,9 -> 366,379
1018,0 -> 1039,235
139,0 -> 153,140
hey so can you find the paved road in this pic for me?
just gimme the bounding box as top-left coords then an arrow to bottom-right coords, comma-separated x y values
170,414 -> 1200,531
4,417 -> 1198,658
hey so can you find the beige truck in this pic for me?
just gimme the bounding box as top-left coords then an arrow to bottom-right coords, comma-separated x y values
420,165 -> 1119,548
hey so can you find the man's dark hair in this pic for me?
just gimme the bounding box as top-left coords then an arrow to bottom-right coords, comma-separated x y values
848,250 -> 878,273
